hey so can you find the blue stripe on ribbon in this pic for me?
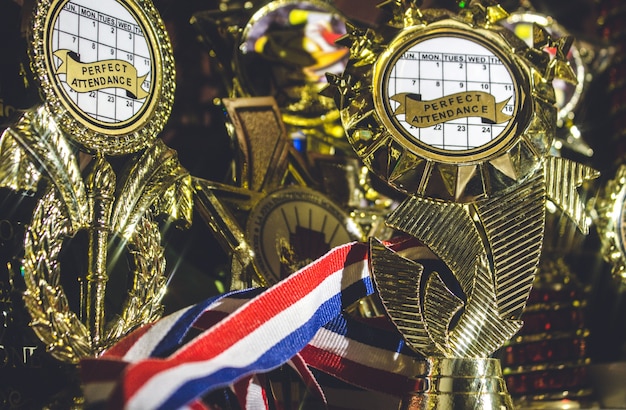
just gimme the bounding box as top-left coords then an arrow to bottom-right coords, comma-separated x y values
150,288 -> 266,358
154,276 -> 372,409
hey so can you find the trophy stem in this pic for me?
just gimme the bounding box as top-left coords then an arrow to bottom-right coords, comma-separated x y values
85,155 -> 116,348
401,357 -> 513,410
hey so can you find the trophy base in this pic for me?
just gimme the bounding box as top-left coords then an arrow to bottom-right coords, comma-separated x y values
400,357 -> 513,410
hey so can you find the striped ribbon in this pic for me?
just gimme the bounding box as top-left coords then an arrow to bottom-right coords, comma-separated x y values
80,238 -> 428,409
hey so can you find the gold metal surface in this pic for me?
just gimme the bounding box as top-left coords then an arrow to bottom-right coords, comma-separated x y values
222,96 -> 293,192
401,357 -> 513,410
544,156 -> 598,234
322,5 -> 581,203
30,0 -> 175,155
594,164 -> 626,283
0,0 -> 189,363
3,109 -> 192,362
374,170 -> 545,359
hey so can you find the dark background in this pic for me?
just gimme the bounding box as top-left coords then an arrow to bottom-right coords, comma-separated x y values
0,2 -> 625,406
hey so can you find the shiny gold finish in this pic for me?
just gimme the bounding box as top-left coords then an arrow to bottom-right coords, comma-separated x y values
5,110 -> 193,362
193,179 -> 257,289
331,1 -> 598,408
222,97 -> 292,192
30,0 -> 175,155
544,156 -> 598,234
594,164 -> 626,283
194,177 -> 365,287
374,171 -> 545,359
401,357 -> 513,410
0,0 -> 188,363
323,5 -> 582,203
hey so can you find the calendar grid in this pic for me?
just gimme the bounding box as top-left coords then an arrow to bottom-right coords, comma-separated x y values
53,1 -> 151,124
388,41 -> 515,152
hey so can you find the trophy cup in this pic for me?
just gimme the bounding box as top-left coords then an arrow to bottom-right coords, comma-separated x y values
322,0 -> 598,407
0,1 -> 191,405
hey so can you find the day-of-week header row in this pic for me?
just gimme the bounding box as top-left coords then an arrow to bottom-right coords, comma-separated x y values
63,3 -> 144,35
401,52 -> 502,64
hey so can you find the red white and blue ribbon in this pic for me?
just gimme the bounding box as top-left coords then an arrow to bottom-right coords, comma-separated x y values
80,238 -> 429,409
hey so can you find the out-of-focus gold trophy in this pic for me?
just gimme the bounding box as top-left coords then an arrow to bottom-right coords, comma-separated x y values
0,0 -> 191,372
190,0 -> 388,291
322,0 -> 598,408
595,164 -> 626,285
191,0 -> 352,154
193,95 -> 365,289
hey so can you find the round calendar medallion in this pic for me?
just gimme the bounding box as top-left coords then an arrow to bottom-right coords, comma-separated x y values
31,0 -> 175,155
335,14 -> 556,202
375,30 -> 521,162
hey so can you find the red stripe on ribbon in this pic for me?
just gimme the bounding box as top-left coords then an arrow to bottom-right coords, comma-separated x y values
117,242 -> 368,404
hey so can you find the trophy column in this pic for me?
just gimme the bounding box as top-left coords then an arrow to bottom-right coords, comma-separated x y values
402,358 -> 512,409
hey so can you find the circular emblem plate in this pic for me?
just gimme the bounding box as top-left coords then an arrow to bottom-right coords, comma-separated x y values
246,186 -> 363,285
334,14 -> 556,202
31,0 -> 175,155
374,28 -> 523,163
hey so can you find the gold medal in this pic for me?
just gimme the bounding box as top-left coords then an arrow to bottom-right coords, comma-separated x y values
31,0 -> 175,155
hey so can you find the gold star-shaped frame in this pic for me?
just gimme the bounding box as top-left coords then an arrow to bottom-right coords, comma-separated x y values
323,3 -> 573,202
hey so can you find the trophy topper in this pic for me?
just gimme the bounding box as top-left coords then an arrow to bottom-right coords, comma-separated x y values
30,0 -> 175,155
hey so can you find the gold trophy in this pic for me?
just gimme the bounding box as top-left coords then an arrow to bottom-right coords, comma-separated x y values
193,96 -> 364,289
0,0 -> 191,367
322,0 -> 598,408
191,0 -> 400,250
191,0 -> 352,154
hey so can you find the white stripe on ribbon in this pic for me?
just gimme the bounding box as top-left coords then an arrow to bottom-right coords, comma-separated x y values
124,247 -> 370,409
123,306 -> 193,361
308,326 -> 423,377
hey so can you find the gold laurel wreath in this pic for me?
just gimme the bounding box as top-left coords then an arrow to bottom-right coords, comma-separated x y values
22,189 -> 166,363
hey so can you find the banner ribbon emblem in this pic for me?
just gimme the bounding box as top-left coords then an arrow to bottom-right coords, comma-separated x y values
54,49 -> 149,99
391,91 -> 511,127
